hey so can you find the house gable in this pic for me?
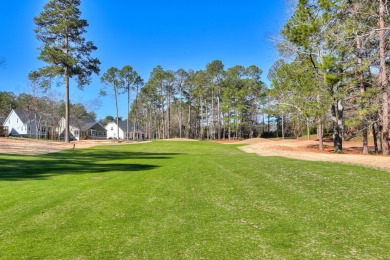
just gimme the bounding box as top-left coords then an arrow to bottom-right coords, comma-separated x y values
105,121 -> 124,139
105,120 -> 145,140
4,109 -> 28,136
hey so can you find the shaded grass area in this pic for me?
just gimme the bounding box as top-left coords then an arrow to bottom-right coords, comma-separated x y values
0,141 -> 389,258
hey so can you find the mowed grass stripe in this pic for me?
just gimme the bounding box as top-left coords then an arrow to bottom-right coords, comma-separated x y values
0,141 -> 389,258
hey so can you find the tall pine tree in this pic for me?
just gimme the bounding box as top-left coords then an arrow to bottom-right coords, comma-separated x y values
33,0 -> 100,143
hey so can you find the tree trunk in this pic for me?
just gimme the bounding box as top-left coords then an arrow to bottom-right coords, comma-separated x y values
267,114 -> 270,134
206,104 -> 209,140
222,114 -> 226,139
262,113 -> 265,136
372,122 -> 379,154
377,121 -> 383,154
331,99 -> 343,152
379,0 -> 389,154
35,113 -> 38,140
357,35 -> 368,155
133,86 -> 138,141
200,98 -> 204,139
179,84 -> 182,138
187,99 -> 191,139
306,118 -> 310,141
281,112 -> 285,140
167,91 -> 170,139
161,84 -> 165,139
316,92 -> 324,150
115,88 -> 119,140
64,66 -> 70,143
217,96 -> 221,139
211,89 -> 214,139
267,95 -> 270,134
228,109 -> 231,140
127,87 -> 130,141
317,119 -> 323,151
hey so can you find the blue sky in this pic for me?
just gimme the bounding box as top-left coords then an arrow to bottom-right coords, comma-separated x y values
0,0 -> 288,120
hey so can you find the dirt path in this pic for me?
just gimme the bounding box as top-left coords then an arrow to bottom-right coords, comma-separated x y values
0,138 -> 144,155
234,138 -> 390,172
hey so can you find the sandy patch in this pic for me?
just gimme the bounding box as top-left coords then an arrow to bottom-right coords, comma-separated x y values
0,138 -> 147,155
238,138 -> 390,172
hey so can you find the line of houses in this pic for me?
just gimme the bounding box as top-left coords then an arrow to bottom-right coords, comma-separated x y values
0,109 -> 145,141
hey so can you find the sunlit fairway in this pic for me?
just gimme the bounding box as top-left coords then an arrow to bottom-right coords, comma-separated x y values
0,141 -> 389,258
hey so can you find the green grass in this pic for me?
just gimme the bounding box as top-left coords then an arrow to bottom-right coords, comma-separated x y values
0,141 -> 389,258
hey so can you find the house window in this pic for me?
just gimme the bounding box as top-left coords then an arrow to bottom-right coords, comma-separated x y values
103,132 -> 106,136
111,127 -> 113,131
74,130 -> 79,136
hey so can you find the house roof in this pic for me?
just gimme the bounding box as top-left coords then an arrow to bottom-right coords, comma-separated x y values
13,109 -> 36,124
67,118 -> 106,132
82,122 -> 97,131
108,120 -> 145,133
69,118 -> 96,128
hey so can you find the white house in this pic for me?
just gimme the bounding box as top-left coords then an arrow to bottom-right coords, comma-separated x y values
105,120 -> 145,140
4,109 -> 48,138
58,117 -> 107,141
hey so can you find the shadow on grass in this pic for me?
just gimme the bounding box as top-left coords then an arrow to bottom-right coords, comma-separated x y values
0,150 -> 181,181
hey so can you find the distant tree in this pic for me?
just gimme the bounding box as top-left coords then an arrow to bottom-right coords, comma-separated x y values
175,69 -> 189,138
101,67 -> 122,139
244,65 -> 266,138
132,76 -> 144,140
101,115 -> 114,126
148,66 -> 167,139
32,0 -> 100,143
206,60 -> 224,139
194,70 -> 208,139
120,65 -> 143,140
87,111 -> 97,121
164,70 -> 175,139
0,91 -> 16,116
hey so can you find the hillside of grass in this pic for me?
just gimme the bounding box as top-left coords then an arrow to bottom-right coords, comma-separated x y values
0,141 -> 389,258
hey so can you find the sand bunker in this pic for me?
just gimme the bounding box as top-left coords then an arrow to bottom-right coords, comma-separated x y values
238,138 -> 390,172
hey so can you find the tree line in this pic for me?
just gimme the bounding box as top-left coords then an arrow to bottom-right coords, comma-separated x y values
268,0 -> 390,155
129,61 -> 267,140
